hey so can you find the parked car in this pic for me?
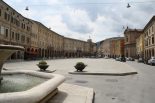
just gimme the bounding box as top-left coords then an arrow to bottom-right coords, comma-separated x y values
148,57 -> 155,65
90,56 -> 96,58
138,58 -> 144,63
115,57 -> 121,61
120,56 -> 126,62
104,56 -> 109,59
127,57 -> 135,61
97,55 -> 102,58
144,58 -> 149,64
126,57 -> 129,61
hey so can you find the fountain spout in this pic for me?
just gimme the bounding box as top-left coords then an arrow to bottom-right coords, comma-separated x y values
0,45 -> 24,83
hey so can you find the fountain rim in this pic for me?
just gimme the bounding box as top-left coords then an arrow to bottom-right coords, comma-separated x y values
0,70 -> 65,103
0,44 -> 24,51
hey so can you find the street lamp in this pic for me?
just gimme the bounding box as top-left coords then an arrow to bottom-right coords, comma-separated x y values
127,3 -> 131,8
25,6 -> 29,11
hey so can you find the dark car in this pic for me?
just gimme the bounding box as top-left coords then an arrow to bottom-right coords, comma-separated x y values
128,57 -> 135,61
120,57 -> 126,62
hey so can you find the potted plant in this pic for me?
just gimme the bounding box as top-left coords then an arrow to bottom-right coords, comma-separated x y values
74,62 -> 87,71
37,60 -> 49,71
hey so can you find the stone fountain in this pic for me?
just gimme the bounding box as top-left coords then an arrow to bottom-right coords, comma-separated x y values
0,44 -> 24,83
0,44 -> 65,103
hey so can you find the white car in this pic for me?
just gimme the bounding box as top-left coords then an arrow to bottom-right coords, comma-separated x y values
148,57 -> 155,65
104,56 -> 109,59
126,57 -> 135,61
115,57 -> 121,61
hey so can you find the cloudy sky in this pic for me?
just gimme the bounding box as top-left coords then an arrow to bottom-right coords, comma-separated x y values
4,0 -> 155,42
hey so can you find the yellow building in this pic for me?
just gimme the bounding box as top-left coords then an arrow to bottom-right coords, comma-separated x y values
124,28 -> 142,58
64,37 -> 92,57
136,33 -> 144,58
111,37 -> 124,57
97,37 -> 124,58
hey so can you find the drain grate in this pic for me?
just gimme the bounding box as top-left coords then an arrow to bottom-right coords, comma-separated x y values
75,80 -> 88,83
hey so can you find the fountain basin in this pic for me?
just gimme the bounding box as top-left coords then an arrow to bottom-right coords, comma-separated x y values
0,70 -> 65,103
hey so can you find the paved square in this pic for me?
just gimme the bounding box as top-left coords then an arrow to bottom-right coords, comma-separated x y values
4,58 -> 136,75
3,58 -> 155,103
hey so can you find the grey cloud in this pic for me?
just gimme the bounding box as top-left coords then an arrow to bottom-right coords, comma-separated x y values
7,0 -> 155,42
62,14 -> 93,34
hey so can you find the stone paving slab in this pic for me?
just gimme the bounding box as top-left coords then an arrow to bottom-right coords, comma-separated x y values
48,83 -> 94,103
69,60 -> 137,76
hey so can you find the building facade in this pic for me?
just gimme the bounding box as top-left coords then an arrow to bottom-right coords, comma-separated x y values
63,37 -> 94,57
0,0 -> 96,60
136,33 -> 144,58
98,39 -> 111,57
0,0 -> 32,60
97,37 -> 124,58
110,37 -> 124,58
29,20 -> 96,59
124,28 -> 143,58
144,16 -> 155,60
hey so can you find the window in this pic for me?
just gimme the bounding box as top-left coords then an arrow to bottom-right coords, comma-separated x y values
149,38 -> 151,45
11,16 -> 13,23
126,36 -> 128,42
17,33 -> 20,40
0,9 -> 1,16
27,37 -> 30,43
4,12 -> 7,20
152,36 -> 154,44
5,28 -> 8,38
15,33 -> 20,41
6,8 -> 9,11
145,40 -> 147,46
11,31 -> 14,39
21,23 -> 23,28
15,33 -> 18,40
27,26 -> 29,31
16,20 -> 20,27
24,24 -> 25,29
7,14 -> 10,21
1,26 -> 5,35
21,35 -> 25,43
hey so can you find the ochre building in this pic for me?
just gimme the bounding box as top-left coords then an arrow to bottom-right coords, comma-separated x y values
124,28 -> 143,58
97,37 -> 124,58
0,0 -> 32,60
136,33 -> 144,58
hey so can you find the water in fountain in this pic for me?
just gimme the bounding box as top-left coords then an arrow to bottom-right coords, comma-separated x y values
0,74 -> 47,93
0,45 -> 49,93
